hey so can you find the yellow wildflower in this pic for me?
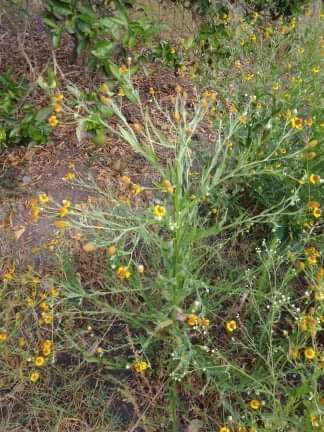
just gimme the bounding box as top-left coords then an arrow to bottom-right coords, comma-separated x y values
38,193 -> 49,204
309,174 -> 321,185
219,427 -> 230,432
54,220 -> 69,229
35,356 -> 45,367
0,332 -> 7,343
312,66 -> 320,74
137,265 -> 145,274
291,116 -> 303,129
30,371 -> 40,383
131,184 -> 142,196
153,204 -> 166,219
304,347 -> 316,360
250,399 -> 261,410
226,320 -> 237,332
53,103 -> 62,113
107,245 -> 117,256
48,115 -> 59,127
162,179 -> 174,194
63,172 -> 75,181
133,360 -> 149,373
313,208 -> 321,218
187,314 -> 199,327
54,93 -> 64,102
83,242 -> 96,253
121,175 -> 131,185
116,266 -> 131,280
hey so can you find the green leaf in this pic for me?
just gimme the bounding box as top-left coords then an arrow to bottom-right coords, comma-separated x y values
108,62 -> 121,80
35,107 -> 53,122
49,0 -> 73,17
91,40 -> 115,59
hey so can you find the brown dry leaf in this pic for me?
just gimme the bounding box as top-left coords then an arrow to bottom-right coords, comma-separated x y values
14,226 -> 26,240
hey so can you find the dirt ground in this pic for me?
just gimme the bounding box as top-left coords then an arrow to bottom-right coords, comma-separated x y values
0,16 -> 207,272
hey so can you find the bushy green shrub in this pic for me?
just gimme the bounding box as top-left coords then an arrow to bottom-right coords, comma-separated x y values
0,72 -> 53,149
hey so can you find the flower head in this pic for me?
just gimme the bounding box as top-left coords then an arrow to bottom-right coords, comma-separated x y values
116,266 -> 131,280
304,347 -> 316,360
30,371 -> 40,383
133,360 -> 149,373
153,204 -> 167,219
38,193 -> 49,204
0,332 -> 7,343
250,399 -> 261,410
107,245 -> 117,256
48,115 -> 59,127
226,320 -> 237,332
187,314 -> 199,327
35,356 -> 45,367
291,116 -> 303,129
309,174 -> 321,185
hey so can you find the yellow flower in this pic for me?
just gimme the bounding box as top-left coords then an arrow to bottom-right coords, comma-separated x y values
200,318 -> 210,329
100,95 -> 112,105
312,66 -> 320,74
310,415 -> 320,427
117,87 -> 125,97
54,220 -> 69,229
299,315 -> 317,335
63,171 -> 75,181
309,174 -> 321,184
250,34 -> 257,43
119,64 -> 128,74
175,84 -> 182,93
42,344 -> 52,356
50,287 -> 60,297
54,93 -> 64,102
187,314 -> 199,327
133,360 -> 149,373
304,347 -> 316,360
30,371 -> 40,383
133,122 -> 143,132
42,312 -> 53,324
313,208 -> 321,218
307,139 -> 318,148
107,245 -> 117,256
219,427 -> 230,432
121,175 -> 131,185
244,73 -> 254,81
291,116 -> 303,129
137,265 -> 145,274
153,204 -> 167,219
226,320 -> 237,332
162,179 -> 174,194
239,115 -> 248,124
0,332 -> 7,343
307,255 -> 318,266
173,111 -> 181,123
131,184 -> 142,196
58,206 -> 69,217
288,347 -> 299,360
315,290 -> 324,301
304,117 -> 313,126
48,115 -> 59,127
250,399 -> 261,410
3,268 -> 15,282
38,193 -> 49,204
35,356 -> 45,367
83,242 -> 96,253
272,83 -> 280,91
53,103 -> 62,113
116,266 -> 131,280
40,302 -> 49,312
